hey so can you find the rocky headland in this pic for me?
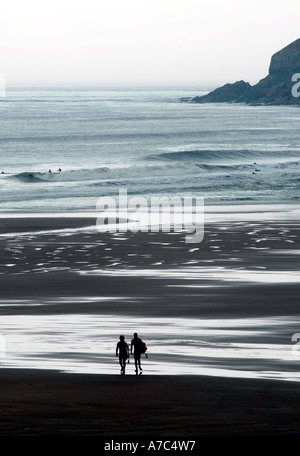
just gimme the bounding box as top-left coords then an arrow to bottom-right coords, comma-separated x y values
185,38 -> 300,105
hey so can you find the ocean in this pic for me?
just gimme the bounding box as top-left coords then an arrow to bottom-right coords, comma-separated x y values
1,86 -> 300,212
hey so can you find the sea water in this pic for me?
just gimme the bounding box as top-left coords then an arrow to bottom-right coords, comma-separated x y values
1,86 -> 300,212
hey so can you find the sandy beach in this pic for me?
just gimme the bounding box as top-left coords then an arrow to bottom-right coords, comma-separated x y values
1,369 -> 300,436
0,205 -> 300,436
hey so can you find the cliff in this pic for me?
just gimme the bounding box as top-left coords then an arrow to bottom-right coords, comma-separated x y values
189,38 -> 300,105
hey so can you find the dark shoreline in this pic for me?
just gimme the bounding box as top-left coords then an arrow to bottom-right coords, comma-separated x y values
0,368 -> 300,436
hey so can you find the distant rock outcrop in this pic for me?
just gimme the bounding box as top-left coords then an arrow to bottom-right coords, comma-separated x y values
187,38 -> 300,105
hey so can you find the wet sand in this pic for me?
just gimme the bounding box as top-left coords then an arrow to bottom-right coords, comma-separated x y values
0,212 -> 300,321
0,206 -> 300,435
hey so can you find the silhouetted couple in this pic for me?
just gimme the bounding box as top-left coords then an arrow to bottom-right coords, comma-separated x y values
116,332 -> 143,375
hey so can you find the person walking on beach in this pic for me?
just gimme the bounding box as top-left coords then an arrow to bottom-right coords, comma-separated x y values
116,335 -> 129,375
131,332 -> 143,374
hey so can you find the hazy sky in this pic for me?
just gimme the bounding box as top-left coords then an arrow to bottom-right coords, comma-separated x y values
1,0 -> 300,87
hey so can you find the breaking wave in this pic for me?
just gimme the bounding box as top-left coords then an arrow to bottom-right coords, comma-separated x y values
5,158 -> 300,188
147,149 -> 300,164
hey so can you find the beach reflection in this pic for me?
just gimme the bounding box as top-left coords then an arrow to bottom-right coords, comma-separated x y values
80,266 -> 300,284
1,308 -> 300,381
